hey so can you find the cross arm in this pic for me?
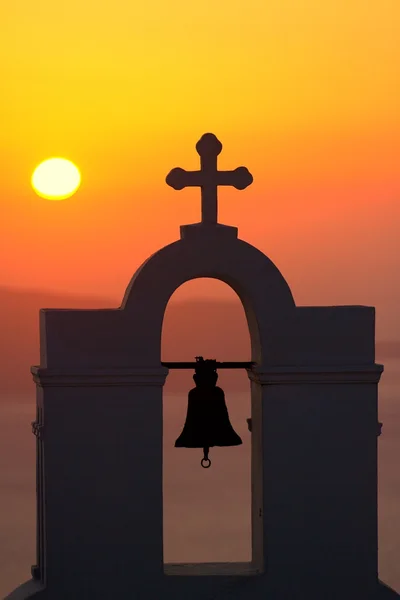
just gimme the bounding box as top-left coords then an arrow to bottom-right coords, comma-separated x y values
217,167 -> 253,189
166,168 -> 203,190
166,166 -> 253,191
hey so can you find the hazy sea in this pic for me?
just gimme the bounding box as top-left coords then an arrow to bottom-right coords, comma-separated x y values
1,366 -> 399,597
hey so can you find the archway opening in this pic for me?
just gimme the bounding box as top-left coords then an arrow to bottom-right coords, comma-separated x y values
162,278 -> 252,567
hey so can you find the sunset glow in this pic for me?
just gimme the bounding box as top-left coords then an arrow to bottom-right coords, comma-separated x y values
1,0 -> 399,338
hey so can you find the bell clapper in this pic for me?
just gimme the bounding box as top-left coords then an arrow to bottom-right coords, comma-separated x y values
201,446 -> 211,468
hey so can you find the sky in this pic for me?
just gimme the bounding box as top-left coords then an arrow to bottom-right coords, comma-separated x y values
1,1 -> 399,335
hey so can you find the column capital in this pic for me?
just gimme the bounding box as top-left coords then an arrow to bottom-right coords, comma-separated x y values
247,364 -> 384,385
31,366 -> 169,387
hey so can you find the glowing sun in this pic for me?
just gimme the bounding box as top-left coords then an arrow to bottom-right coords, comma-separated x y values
31,158 -> 81,200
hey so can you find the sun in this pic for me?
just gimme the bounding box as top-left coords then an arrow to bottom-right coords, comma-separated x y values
31,158 -> 81,200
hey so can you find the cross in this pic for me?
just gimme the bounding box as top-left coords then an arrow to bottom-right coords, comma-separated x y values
166,133 -> 253,224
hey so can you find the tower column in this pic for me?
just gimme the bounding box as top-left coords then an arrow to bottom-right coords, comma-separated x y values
31,366 -> 168,598
249,365 -> 382,598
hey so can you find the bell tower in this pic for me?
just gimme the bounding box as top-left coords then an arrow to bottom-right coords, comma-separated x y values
6,134 -> 399,600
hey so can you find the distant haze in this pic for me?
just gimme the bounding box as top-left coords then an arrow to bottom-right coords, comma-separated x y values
0,286 -> 399,395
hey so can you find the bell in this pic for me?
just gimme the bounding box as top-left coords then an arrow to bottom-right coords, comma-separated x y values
175,357 -> 242,468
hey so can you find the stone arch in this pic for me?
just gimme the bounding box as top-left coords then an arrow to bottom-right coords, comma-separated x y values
161,277 -> 252,363
161,277 -> 253,566
121,227 -> 295,366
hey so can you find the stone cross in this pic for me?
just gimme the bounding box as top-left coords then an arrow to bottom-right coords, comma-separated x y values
166,133 -> 253,224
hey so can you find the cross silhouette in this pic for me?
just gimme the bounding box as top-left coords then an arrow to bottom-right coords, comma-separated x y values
166,133 -> 253,224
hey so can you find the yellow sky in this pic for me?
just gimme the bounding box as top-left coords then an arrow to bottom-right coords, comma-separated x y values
3,1 -> 399,146
1,0 -> 399,336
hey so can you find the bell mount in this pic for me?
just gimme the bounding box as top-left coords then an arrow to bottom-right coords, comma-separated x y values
162,358 -> 256,369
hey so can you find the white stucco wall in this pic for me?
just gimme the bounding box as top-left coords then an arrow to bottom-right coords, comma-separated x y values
7,223 -> 390,600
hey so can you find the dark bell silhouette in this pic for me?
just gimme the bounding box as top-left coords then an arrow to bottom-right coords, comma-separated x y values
175,357 -> 242,468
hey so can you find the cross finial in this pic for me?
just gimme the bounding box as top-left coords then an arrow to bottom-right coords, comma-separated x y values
166,133 -> 253,224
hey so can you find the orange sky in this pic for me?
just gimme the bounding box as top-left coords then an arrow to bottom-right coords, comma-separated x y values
1,1 -> 399,338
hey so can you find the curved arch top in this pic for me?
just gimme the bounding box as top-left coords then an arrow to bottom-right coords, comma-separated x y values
122,225 -> 295,365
